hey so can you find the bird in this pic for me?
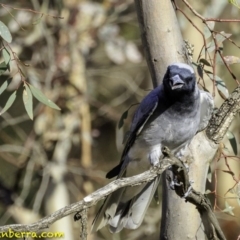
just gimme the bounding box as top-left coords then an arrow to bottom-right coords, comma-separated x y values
92,62 -> 214,233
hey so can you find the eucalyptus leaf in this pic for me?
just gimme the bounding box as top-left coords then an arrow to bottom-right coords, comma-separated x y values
0,91 -> 16,115
216,32 -> 232,45
216,53 -> 224,64
216,79 -> 229,99
207,21 -> 215,31
199,58 -> 211,67
23,84 -> 33,120
0,80 -> 8,95
207,40 -> 215,53
203,69 -> 213,74
208,74 -> 229,99
2,48 -> 10,65
203,26 -> 211,39
203,21 -> 215,39
28,84 -> 61,110
226,131 -> 238,155
197,65 -> 203,79
0,21 -> 12,43
0,61 -> 8,75
118,109 -> 129,129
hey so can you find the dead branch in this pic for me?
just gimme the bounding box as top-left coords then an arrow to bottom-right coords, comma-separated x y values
162,147 -> 226,240
0,160 -> 173,233
206,85 -> 240,143
0,146 -> 226,240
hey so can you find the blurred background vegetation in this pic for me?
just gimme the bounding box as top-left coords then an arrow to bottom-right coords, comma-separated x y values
0,0 -> 239,239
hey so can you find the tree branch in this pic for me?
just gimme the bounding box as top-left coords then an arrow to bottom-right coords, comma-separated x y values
133,1 -> 217,239
134,0 -> 187,87
0,147 -> 226,240
206,85 -> 240,143
0,160 -> 173,233
161,147 -> 226,240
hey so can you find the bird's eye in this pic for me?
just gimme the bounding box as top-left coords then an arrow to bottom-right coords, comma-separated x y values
185,77 -> 192,82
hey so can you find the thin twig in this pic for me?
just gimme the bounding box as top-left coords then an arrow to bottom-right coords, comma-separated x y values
181,0 -> 240,22
1,4 -> 25,31
180,0 -> 240,86
0,3 -> 63,19
162,147 -> 226,240
0,147 -> 226,239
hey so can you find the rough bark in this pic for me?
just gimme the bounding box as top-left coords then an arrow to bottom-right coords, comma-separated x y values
134,0 -> 188,87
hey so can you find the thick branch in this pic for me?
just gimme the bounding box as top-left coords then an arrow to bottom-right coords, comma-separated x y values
162,147 -> 226,240
0,161 -> 172,233
0,148 -> 226,240
134,1 -> 217,239
206,86 -> 240,143
134,0 -> 187,87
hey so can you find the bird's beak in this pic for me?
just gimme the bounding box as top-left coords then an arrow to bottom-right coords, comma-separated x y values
170,75 -> 184,90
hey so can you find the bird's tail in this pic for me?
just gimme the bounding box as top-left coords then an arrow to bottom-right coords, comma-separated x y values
91,176 -> 161,233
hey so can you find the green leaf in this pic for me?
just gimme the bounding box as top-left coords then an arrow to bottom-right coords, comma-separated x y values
226,131 -> 238,155
203,69 -> 213,74
0,91 -> 16,115
2,48 -> 10,65
197,64 -> 203,79
203,22 -> 215,39
0,21 -> 12,43
216,32 -> 232,45
23,84 -> 33,120
207,21 -> 215,31
216,79 -> 229,99
216,53 -> 224,65
199,58 -> 211,67
207,40 -> 215,53
0,80 -> 8,95
203,26 -> 211,39
207,32 -> 231,53
118,109 -> 129,129
0,61 -> 8,75
191,62 -> 198,67
222,170 -> 234,175
28,84 -> 61,110
208,74 -> 229,99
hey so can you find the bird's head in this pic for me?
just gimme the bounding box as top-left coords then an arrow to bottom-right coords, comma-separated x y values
163,63 -> 196,96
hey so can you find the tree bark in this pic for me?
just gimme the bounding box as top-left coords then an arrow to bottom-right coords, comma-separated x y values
134,0 -> 188,86
134,1 -> 218,239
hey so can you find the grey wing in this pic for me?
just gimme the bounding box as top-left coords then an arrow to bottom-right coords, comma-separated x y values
106,87 -> 160,179
198,90 -> 214,132
92,88 -> 162,232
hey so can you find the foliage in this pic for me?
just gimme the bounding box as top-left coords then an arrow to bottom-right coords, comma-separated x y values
0,7 -> 61,119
